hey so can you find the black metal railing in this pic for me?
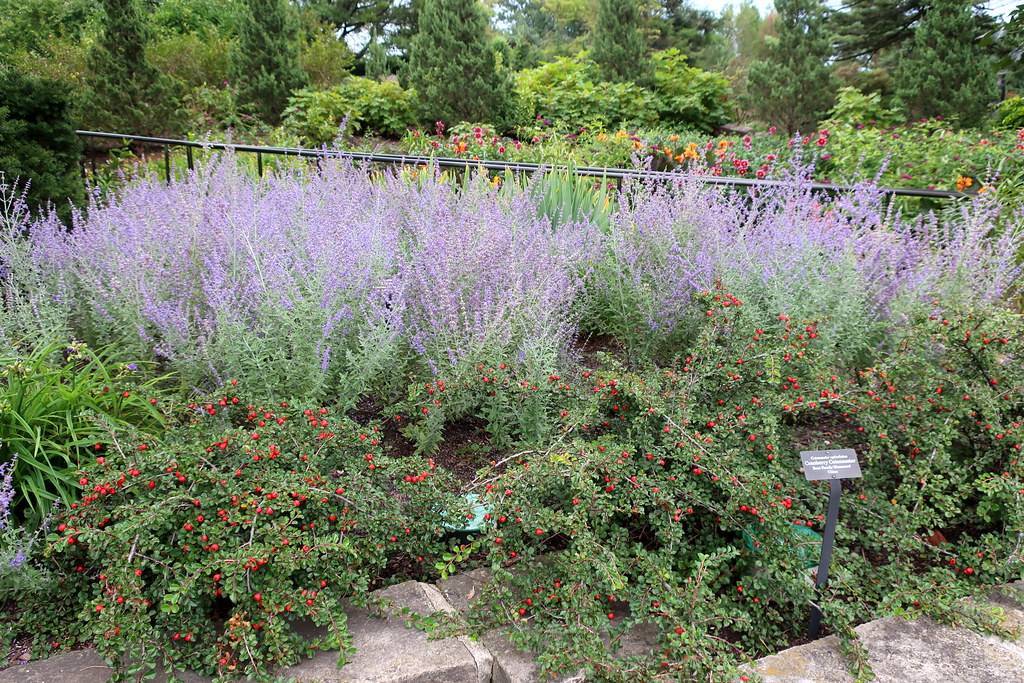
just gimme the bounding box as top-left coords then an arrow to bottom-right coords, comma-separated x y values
76,130 -> 967,201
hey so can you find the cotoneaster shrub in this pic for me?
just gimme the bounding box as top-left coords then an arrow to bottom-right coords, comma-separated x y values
454,294 -> 1024,681
17,384 -> 460,679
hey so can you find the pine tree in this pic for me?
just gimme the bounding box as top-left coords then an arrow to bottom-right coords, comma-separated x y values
231,0 -> 308,124
0,68 -> 83,219
831,0 -> 926,61
82,0 -> 178,134
407,0 -> 515,127
591,0 -> 651,84
365,31 -> 392,80
744,0 -> 836,134
894,0 -> 995,125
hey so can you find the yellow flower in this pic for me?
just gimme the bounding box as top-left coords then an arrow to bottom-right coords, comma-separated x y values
596,132 -> 608,142
683,143 -> 699,161
615,130 -> 628,139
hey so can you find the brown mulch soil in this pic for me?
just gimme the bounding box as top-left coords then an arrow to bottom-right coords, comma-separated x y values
431,418 -> 505,487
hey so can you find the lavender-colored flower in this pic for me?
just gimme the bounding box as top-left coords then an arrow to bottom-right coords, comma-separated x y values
0,458 -> 17,531
1,153 -> 1019,393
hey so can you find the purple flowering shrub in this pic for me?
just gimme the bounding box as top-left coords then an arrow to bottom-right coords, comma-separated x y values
2,157 -> 1021,452
586,171 -> 1022,361
6,160 -> 594,410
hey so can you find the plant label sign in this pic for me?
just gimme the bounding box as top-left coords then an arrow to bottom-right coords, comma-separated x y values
800,448 -> 861,640
800,448 -> 862,481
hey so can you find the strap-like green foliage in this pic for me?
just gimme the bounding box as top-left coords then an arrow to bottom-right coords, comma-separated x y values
0,340 -> 167,525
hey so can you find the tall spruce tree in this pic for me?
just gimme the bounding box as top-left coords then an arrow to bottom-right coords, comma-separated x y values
231,0 -> 307,124
831,0 -> 926,61
591,0 -> 651,84
407,0 -> 514,127
894,0 -> 995,125
744,0 -> 836,134
82,0 -> 177,134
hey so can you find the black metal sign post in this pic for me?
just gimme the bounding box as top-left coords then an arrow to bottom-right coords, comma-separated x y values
800,448 -> 862,640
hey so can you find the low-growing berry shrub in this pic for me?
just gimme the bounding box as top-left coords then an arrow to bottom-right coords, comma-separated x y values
13,384 -> 461,679
458,293 -> 1024,680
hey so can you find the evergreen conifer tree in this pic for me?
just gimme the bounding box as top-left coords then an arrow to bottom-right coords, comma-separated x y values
82,0 -> 177,134
0,68 -> 83,219
231,0 -> 307,124
407,0 -> 515,127
591,0 -> 651,84
894,0 -> 995,125
744,0 -> 836,134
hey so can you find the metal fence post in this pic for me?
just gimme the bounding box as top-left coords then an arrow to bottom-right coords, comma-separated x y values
163,145 -> 171,184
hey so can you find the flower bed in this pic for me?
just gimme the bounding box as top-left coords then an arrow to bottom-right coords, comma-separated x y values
398,120 -> 1024,198
1,160 -> 1022,680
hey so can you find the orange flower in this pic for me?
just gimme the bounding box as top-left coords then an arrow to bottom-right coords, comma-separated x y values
955,175 -> 973,192
683,143 -> 699,161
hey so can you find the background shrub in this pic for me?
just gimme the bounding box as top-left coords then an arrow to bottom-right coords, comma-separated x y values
299,22 -> 356,89
407,0 -> 519,130
515,54 -> 658,131
148,31 -> 233,92
825,86 -> 902,128
651,49 -> 732,133
284,77 -> 414,143
230,0 -> 307,125
995,96 -> 1024,130
0,68 -> 83,219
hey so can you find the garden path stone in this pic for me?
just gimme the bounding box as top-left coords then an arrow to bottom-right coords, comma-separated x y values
436,567 -> 658,682
438,567 -> 583,682
748,581 -> 1024,683
0,648 -> 211,683
280,579 -> 493,683
0,649 -> 113,683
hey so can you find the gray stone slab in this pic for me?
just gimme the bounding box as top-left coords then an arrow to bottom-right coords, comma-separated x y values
743,635 -> 855,683
437,570 -> 656,683
0,649 -> 211,683
438,567 -> 493,616
0,649 -> 112,683
438,568 -> 586,682
0,581 -> 488,683
750,583 -> 1024,683
481,629 -> 585,683
282,580 -> 492,683
858,616 -> 1024,683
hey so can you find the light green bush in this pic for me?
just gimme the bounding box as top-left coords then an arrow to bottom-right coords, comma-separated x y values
515,53 -> 657,131
284,77 -> 414,143
651,49 -> 732,133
